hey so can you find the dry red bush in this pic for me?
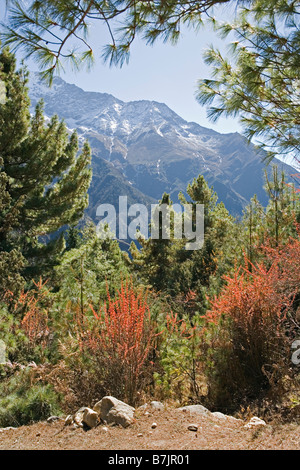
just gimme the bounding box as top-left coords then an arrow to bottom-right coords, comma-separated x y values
74,281 -> 162,405
203,236 -> 300,408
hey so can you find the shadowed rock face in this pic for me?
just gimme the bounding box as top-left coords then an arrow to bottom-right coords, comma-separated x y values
29,73 -> 295,218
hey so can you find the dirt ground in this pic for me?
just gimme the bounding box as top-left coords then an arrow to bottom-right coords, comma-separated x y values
0,406 -> 299,451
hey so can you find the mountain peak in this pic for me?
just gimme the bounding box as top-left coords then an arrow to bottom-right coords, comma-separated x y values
28,72 -> 295,216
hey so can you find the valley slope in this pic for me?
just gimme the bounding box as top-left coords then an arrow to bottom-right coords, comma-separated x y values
28,74 -> 295,220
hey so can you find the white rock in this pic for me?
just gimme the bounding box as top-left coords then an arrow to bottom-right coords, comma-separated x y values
244,417 -> 267,429
83,408 -> 98,429
151,422 -> 157,429
94,396 -> 119,415
106,404 -> 135,428
211,412 -> 228,419
136,404 -> 151,416
212,411 -> 242,422
178,404 -> 210,415
94,396 -> 135,428
74,407 -> 88,427
150,401 -> 164,411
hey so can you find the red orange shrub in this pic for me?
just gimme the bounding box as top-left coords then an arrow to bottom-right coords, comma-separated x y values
20,279 -> 50,351
207,261 -> 292,329
203,237 -> 300,410
74,281 -> 162,405
3,279 -> 51,356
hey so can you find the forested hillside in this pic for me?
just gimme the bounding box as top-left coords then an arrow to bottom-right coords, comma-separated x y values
0,0 -> 300,441
0,50 -> 299,429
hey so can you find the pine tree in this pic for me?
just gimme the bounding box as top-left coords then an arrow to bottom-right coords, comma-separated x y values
179,176 -> 238,302
197,0 -> 300,166
0,48 -> 92,283
242,194 -> 265,266
55,222 -> 129,314
1,0 -> 235,81
241,167 -> 300,266
130,175 -> 238,308
264,166 -> 299,245
130,192 -> 178,293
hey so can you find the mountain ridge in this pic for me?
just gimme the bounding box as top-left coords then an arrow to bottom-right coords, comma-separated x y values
28,73 -> 295,219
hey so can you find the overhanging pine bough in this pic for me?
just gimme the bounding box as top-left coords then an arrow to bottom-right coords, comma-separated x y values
1,0 -> 233,83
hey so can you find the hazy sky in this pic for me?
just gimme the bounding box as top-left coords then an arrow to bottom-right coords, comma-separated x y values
1,2 -> 242,134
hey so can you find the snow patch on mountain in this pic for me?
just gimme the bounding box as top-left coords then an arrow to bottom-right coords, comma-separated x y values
27,72 -> 295,216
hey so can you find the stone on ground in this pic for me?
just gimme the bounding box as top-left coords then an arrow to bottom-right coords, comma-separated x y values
83,408 -> 98,429
178,404 -> 210,415
93,396 -> 135,428
244,417 -> 267,429
150,401 -> 164,411
74,407 -> 88,427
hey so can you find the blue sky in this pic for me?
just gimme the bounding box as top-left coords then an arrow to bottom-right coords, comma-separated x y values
1,2 -> 242,135
55,19 -> 242,134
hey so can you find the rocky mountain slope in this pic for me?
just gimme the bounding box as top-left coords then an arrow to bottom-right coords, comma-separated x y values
28,73 -> 295,219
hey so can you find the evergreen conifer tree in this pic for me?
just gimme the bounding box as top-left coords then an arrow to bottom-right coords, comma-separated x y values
0,47 -> 92,285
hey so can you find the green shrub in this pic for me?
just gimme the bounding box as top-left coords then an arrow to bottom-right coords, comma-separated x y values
0,369 -> 62,427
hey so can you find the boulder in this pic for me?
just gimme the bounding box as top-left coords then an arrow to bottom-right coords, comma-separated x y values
178,404 -> 210,415
212,411 -> 242,423
244,417 -> 267,429
150,401 -> 164,411
93,396 -> 135,428
106,404 -> 135,428
94,396 -> 120,416
83,408 -> 98,429
74,407 -> 89,427
177,405 -> 242,424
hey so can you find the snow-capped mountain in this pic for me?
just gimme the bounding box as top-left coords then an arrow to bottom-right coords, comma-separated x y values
28,73 -> 295,217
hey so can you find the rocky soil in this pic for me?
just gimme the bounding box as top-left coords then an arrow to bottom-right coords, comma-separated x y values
0,399 -> 299,451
